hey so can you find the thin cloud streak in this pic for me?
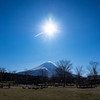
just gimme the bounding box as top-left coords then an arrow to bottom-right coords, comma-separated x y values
34,32 -> 43,37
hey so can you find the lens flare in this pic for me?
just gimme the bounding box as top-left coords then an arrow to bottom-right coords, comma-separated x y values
35,18 -> 58,38
43,22 -> 57,36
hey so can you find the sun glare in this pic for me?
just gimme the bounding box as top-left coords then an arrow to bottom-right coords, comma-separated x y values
43,21 -> 57,36
35,18 -> 58,38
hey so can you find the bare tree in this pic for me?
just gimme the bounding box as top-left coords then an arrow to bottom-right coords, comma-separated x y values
75,66 -> 83,87
76,66 -> 83,78
0,67 -> 6,73
0,67 -> 6,81
56,60 -> 72,87
88,61 -> 99,76
0,67 -> 6,88
87,61 -> 100,86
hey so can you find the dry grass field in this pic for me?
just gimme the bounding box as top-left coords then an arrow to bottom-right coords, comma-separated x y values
0,87 -> 100,100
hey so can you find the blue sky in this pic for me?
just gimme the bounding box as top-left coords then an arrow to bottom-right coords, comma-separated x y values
0,0 -> 100,74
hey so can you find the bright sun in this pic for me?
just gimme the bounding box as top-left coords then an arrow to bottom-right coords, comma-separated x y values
43,22 -> 57,36
34,18 -> 58,38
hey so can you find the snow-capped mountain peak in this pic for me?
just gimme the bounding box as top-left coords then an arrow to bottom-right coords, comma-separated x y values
18,61 -> 57,77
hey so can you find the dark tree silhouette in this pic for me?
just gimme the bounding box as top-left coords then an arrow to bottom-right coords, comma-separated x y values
75,66 -> 83,87
0,67 -> 6,73
0,67 -> 6,88
87,61 -> 100,86
56,60 -> 72,87
0,67 -> 6,81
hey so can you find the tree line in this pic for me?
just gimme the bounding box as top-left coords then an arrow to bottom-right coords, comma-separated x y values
0,60 -> 100,88
55,60 -> 100,87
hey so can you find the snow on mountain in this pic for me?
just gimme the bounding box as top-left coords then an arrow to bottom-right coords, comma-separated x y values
18,61 -> 58,77
18,61 -> 78,78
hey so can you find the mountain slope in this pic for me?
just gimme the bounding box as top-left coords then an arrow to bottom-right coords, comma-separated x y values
18,61 -> 57,77
18,61 -> 78,78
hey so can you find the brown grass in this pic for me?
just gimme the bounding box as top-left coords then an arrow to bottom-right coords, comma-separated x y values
0,87 -> 100,100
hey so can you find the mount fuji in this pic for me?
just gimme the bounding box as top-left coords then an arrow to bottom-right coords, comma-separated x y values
18,61 -> 58,77
18,61 -> 77,78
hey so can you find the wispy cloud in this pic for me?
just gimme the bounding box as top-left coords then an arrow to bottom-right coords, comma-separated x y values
34,32 -> 43,37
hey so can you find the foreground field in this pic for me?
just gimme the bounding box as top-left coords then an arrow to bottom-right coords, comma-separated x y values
0,87 -> 100,100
